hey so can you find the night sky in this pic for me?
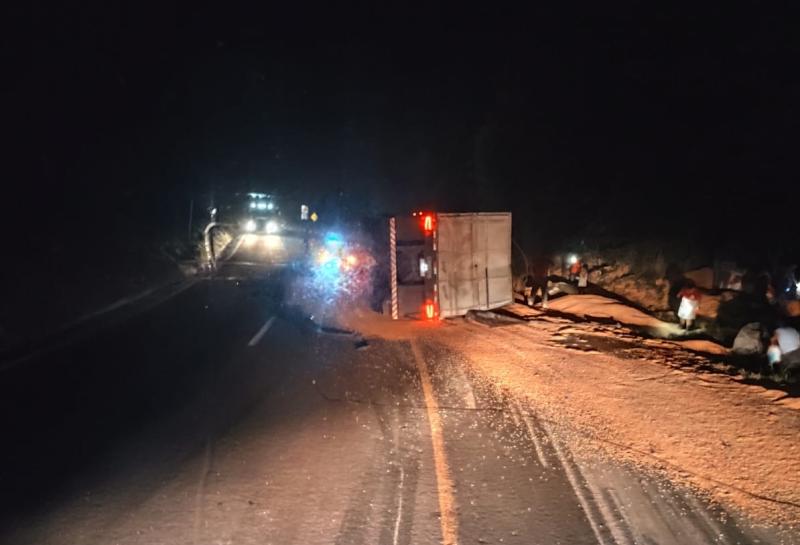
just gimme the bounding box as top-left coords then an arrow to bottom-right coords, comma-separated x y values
6,5 -> 799,260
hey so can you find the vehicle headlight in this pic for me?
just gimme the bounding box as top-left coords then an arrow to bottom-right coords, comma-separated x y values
317,249 -> 333,264
244,219 -> 257,232
265,220 -> 279,234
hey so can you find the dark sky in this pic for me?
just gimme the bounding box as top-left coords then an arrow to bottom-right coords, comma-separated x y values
6,4 -> 799,257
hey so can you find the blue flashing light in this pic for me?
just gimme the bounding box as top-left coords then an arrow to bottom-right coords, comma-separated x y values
324,232 -> 344,248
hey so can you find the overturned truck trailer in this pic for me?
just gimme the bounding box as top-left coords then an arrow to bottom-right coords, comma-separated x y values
389,212 -> 513,319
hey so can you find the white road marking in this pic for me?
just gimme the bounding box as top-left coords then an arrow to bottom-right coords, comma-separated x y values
392,466 -> 405,545
248,316 -> 276,347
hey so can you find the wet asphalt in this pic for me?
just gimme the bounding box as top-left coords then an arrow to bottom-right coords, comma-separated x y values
0,236 -> 787,544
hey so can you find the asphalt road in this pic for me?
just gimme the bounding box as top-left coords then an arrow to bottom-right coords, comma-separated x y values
0,235 -> 783,544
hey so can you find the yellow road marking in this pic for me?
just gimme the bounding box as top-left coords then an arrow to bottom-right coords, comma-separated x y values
411,339 -> 459,545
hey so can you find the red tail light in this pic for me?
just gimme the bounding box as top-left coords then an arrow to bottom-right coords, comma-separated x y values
420,213 -> 435,235
423,300 -> 437,320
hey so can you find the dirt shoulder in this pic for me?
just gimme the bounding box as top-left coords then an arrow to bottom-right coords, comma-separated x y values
431,317 -> 800,529
0,236 -> 200,355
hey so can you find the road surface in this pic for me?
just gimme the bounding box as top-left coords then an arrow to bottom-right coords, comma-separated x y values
0,235 -> 786,544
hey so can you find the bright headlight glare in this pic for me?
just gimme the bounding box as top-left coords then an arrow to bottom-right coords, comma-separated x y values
244,219 -> 257,232
265,220 -> 279,234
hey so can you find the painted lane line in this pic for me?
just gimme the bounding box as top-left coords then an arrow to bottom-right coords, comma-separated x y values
392,466 -> 405,545
248,316 -> 276,347
410,339 -> 459,545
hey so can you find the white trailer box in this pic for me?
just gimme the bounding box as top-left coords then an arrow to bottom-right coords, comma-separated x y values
391,212 -> 513,319
436,212 -> 513,317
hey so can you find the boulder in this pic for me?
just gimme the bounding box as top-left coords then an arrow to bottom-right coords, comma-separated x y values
684,267 -> 714,290
696,291 -> 736,319
589,262 -> 669,311
732,322 -> 764,355
785,300 -> 800,318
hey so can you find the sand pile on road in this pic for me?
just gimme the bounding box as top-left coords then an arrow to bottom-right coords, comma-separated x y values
434,321 -> 800,528
672,339 -> 730,355
547,294 -> 685,337
333,305 -> 444,340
